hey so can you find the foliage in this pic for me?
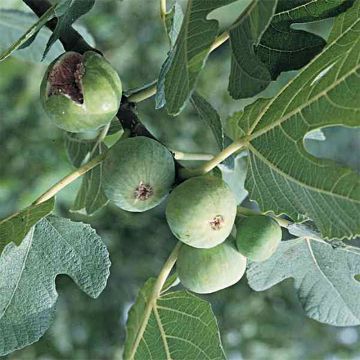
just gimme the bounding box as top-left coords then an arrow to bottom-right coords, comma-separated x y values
247,237 -> 360,326
0,0 -> 359,359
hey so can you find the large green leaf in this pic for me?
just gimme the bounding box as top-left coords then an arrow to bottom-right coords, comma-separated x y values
0,198 -> 54,254
124,278 -> 225,360
227,0 -> 360,240
228,0 -> 354,99
65,133 -> 108,216
247,237 -> 360,326
254,0 -> 354,80
0,215 -> 110,356
228,0 -> 277,98
156,0 -> 237,115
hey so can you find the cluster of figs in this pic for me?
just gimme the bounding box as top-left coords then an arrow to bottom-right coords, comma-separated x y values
41,51 -> 282,294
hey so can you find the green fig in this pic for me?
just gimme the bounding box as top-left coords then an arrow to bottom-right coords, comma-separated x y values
177,237 -> 247,294
103,137 -> 175,212
236,215 -> 282,262
166,176 -> 237,248
41,51 -> 122,133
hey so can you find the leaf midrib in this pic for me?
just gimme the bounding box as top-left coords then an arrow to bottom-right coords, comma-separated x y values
247,13 -> 360,138
249,144 -> 360,203
305,238 -> 360,322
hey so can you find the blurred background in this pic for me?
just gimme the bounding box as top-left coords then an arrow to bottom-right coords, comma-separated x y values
0,0 -> 359,359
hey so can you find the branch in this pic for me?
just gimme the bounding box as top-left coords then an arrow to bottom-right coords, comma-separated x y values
179,138 -> 247,179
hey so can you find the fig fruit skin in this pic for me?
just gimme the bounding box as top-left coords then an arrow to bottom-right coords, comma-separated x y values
41,51 -> 122,133
177,237 -> 247,294
166,176 -> 237,248
103,136 -> 175,212
235,215 -> 282,262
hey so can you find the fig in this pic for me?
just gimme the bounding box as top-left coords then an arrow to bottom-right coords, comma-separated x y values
166,176 -> 237,248
41,51 -> 122,133
235,215 -> 282,262
177,237 -> 247,294
103,136 -> 175,212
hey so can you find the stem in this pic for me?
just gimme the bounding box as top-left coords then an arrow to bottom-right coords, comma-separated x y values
179,139 -> 247,178
127,82 -> 158,103
89,122 -> 110,158
210,31 -> 229,52
32,152 -> 107,205
172,150 -> 214,161
236,206 -> 292,228
129,242 -> 182,360
160,0 -> 167,22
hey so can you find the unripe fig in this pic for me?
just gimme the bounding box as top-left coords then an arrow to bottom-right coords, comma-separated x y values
166,176 -> 237,248
41,51 -> 122,133
103,136 -> 175,212
177,237 -> 247,294
236,215 -> 282,262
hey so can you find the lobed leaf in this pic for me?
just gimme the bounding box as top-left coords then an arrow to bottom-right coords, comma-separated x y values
156,0 -> 237,115
124,278 -> 225,360
0,215 -> 110,356
228,0 -> 277,98
255,0 -> 354,81
247,237 -> 360,326
227,0 -> 360,240
0,198 -> 54,254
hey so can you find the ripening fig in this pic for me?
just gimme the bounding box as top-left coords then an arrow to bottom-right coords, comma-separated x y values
166,176 -> 237,248
40,51 -> 122,133
103,136 -> 175,212
235,215 -> 282,262
177,237 -> 247,294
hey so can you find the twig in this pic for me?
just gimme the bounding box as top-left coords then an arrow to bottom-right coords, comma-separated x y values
32,152 -> 107,205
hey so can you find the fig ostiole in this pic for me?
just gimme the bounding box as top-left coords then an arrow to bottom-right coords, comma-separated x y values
165,176 -> 237,248
235,215 -> 282,262
40,51 -> 122,133
176,237 -> 247,294
103,136 -> 175,212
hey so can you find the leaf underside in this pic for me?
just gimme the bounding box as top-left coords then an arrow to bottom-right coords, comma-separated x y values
0,215 -> 110,356
247,237 -> 360,326
0,197 -> 54,254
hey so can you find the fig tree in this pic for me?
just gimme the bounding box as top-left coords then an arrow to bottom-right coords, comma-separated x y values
103,136 -> 175,212
236,215 -> 282,262
177,237 -> 247,294
41,51 -> 122,133
166,176 -> 237,248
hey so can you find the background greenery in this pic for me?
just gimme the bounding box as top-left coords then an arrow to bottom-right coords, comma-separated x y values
0,0 -> 359,359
